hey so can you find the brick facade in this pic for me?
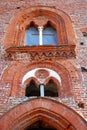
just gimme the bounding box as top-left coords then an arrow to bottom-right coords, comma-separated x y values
0,0 -> 87,130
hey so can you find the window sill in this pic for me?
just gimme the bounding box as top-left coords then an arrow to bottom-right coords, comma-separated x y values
5,44 -> 76,61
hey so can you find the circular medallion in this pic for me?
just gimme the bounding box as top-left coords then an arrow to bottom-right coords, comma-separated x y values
35,69 -> 49,79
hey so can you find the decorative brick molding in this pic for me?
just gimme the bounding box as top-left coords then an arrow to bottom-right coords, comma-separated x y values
35,69 -> 49,79
0,98 -> 87,130
5,45 -> 76,61
4,6 -> 76,49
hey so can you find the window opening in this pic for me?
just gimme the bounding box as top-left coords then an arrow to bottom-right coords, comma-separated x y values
24,120 -> 56,130
25,24 -> 39,46
25,80 -> 40,97
43,23 -> 57,46
24,22 -> 57,46
25,80 -> 58,97
45,80 -> 58,97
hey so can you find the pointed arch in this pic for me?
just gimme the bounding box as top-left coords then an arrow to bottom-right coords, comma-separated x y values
4,7 -> 76,49
0,98 -> 87,130
24,22 -> 39,46
45,79 -> 58,97
25,80 -> 40,97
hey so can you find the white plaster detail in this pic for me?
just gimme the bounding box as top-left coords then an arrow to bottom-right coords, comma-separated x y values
38,26 -> 43,45
22,68 -> 61,87
40,84 -> 44,97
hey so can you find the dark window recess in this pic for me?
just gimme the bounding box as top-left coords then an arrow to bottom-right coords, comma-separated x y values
45,80 -> 58,97
25,81 -> 40,97
25,80 -> 58,97
24,120 -> 56,130
25,128 -> 56,130
81,67 -> 87,72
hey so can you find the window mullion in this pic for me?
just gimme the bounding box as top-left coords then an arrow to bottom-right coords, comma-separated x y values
40,84 -> 45,97
38,26 -> 43,45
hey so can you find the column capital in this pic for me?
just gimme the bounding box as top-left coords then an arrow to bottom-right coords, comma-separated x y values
38,26 -> 43,30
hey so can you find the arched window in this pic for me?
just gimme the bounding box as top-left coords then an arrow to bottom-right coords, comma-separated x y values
43,23 -> 57,46
24,22 -> 57,46
25,80 -> 58,97
24,24 -> 39,46
25,80 -> 40,97
45,80 -> 58,97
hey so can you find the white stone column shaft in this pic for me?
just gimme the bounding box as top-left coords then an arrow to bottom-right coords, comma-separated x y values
40,84 -> 44,97
38,26 -> 43,45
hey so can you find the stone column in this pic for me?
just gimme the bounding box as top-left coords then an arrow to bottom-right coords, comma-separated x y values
38,26 -> 43,45
40,84 -> 44,97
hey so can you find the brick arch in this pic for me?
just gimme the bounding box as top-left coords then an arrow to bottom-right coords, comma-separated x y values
24,17 -> 57,30
4,6 -> 76,49
44,77 -> 61,97
22,71 -> 61,87
23,76 -> 61,97
18,61 -> 72,98
0,61 -> 73,98
1,60 -> 82,99
20,61 -> 72,98
24,77 -> 40,88
0,98 -> 87,130
45,76 -> 61,86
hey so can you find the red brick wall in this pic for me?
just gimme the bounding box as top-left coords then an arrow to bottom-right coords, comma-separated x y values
0,0 -> 87,124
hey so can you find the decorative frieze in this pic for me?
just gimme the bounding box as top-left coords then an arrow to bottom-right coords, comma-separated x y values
5,45 -> 76,61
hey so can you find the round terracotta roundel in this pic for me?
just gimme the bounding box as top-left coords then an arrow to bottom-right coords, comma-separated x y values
35,69 -> 49,79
